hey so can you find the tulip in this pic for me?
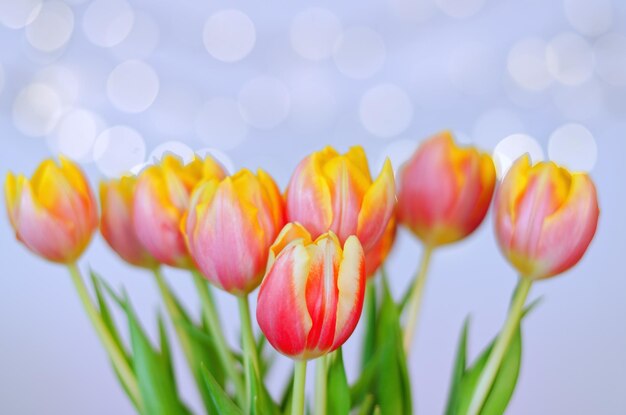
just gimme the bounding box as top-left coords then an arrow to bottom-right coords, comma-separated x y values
494,155 -> 599,280
5,157 -> 98,263
400,131 -> 496,354
285,146 -> 395,253
100,176 -> 158,269
256,222 -> 366,360
365,216 -> 396,278
467,156 -> 599,415
398,131 -> 496,247
183,168 -> 285,295
133,154 -> 226,268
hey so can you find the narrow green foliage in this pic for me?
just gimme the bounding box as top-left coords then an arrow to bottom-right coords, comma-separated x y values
326,349 -> 350,415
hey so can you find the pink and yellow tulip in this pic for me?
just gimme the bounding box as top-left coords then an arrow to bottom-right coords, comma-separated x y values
133,154 -> 226,269
494,156 -> 599,279
100,176 -> 158,269
285,146 -> 395,253
256,223 -> 366,360
4,157 -> 98,263
183,168 -> 285,295
398,131 -> 496,247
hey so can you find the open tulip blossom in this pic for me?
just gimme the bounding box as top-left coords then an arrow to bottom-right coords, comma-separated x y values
4,138 -> 600,415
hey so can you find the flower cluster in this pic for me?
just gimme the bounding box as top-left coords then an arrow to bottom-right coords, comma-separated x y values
4,132 -> 599,415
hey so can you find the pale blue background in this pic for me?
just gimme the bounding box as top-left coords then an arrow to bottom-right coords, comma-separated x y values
1,0 -> 625,414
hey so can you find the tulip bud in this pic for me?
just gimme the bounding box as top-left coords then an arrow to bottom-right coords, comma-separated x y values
133,154 -> 226,268
5,157 -> 98,263
398,131 -> 496,247
256,223 -> 366,360
183,169 -> 285,295
494,156 -> 599,279
100,176 -> 158,269
286,146 -> 395,253
365,216 -> 396,278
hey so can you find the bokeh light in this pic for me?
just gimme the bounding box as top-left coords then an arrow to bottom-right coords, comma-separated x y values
47,108 -> 105,162
203,9 -> 256,63
290,8 -> 341,61
32,65 -> 80,105
359,83 -> 413,138
507,37 -> 552,91
563,0 -> 613,37
110,11 -> 159,60
546,32 -> 594,86
25,0 -> 74,53
107,60 -> 159,113
149,86 -> 201,136
333,26 -> 385,79
195,97 -> 248,150
594,33 -> 626,87
548,123 -> 597,172
82,0 -> 134,48
0,0 -> 41,29
93,125 -> 146,177
493,134 -> 544,178
12,83 -> 63,137
288,80 -> 337,133
238,76 -> 290,130
472,108 -> 525,150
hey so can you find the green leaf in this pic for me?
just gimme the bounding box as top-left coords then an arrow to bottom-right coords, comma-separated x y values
357,395 -> 375,415
202,364 -> 244,415
327,349 -> 350,415
350,348 -> 383,407
445,318 -> 470,415
361,279 -> 378,370
374,276 -> 412,415
449,298 -> 539,415
89,272 -> 141,411
122,292 -> 190,415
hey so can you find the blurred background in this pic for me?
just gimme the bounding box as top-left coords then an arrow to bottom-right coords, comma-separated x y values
1,0 -> 625,413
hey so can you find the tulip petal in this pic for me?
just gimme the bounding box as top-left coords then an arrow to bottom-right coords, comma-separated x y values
323,155 -> 371,243
304,235 -> 341,355
191,178 -> 266,293
537,174 -> 599,278
357,158 -> 395,251
267,223 -> 313,270
257,243 -> 313,358
258,168 -> 285,231
344,146 -> 372,179
332,235 -> 365,350
286,152 -> 333,238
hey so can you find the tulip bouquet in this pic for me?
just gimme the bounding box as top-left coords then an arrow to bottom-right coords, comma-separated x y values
5,131 -> 599,415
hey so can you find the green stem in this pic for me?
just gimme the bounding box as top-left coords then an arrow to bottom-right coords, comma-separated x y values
403,246 -> 434,354
67,264 -> 143,412
237,295 -> 260,412
192,270 -> 245,406
292,360 -> 307,415
361,278 -> 377,369
466,276 -> 533,415
314,354 -> 328,415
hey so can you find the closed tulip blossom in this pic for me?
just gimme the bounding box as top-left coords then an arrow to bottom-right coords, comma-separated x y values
398,131 -> 496,247
133,154 -> 226,268
400,132 -> 496,354
100,176 -> 158,269
5,157 -> 98,264
183,168 -> 285,295
256,222 -> 366,360
467,156 -> 600,415
286,146 -> 395,253
494,155 -> 599,280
